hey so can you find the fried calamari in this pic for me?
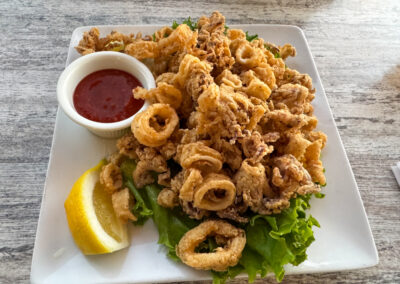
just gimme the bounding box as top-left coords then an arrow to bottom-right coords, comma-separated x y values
99,163 -> 123,194
78,11 -> 327,273
176,220 -> 246,271
111,188 -> 137,223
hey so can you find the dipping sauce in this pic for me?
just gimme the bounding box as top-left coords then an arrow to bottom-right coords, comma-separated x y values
73,69 -> 144,123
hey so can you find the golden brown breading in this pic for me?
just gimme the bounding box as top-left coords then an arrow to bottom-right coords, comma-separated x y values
256,154 -> 320,214
212,139 -> 243,170
176,220 -> 246,271
284,132 -> 311,160
153,26 -> 173,42
193,173 -> 236,211
75,27 -> 100,55
262,131 -> 281,143
196,11 -> 234,75
107,152 -> 125,166
185,69 -> 214,102
158,169 -> 171,187
133,83 -> 182,110
240,131 -> 273,163
180,200 -> 209,220
304,139 -> 326,185
133,147 -> 168,188
158,24 -> 198,57
157,187 -> 179,208
125,40 -> 158,59
131,103 -> 179,147
271,154 -> 318,195
196,83 -> 264,141
75,28 -> 136,55
278,67 -> 314,93
279,44 -> 296,60
216,198 -> 248,223
241,70 -> 272,101
117,133 -> 140,160
305,131 -> 328,148
157,141 -> 177,160
234,159 -> 270,210
261,109 -> 318,136
99,163 -> 123,194
270,83 -> 314,115
170,170 -> 185,193
111,188 -> 137,223
179,141 -> 223,173
179,168 -> 203,202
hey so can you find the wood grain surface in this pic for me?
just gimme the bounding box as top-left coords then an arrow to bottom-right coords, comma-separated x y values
0,0 -> 399,283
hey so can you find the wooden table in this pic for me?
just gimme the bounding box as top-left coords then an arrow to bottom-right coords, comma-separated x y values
1,0 -> 399,283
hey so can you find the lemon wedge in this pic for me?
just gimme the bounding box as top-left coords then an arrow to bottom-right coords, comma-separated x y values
64,160 -> 129,255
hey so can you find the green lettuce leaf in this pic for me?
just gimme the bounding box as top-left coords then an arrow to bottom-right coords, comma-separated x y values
172,17 -> 198,31
144,184 -> 200,260
120,159 -> 320,284
121,159 -> 198,256
212,195 -> 320,283
245,31 -> 258,42
120,160 -> 153,225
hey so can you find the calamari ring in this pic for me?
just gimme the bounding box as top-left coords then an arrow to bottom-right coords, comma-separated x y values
180,142 -> 223,173
193,173 -> 236,211
176,220 -> 246,271
131,103 -> 178,147
235,42 -> 262,68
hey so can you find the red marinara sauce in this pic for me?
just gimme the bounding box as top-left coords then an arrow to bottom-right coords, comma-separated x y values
73,69 -> 144,123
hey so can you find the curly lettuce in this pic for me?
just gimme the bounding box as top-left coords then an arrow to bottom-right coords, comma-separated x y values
212,195 -> 320,283
120,160 -> 153,225
245,31 -> 258,42
172,17 -> 198,31
120,159 -> 321,283
121,159 -> 199,259
145,184 -> 200,260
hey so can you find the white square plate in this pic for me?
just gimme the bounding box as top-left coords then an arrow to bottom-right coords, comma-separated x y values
31,25 -> 378,284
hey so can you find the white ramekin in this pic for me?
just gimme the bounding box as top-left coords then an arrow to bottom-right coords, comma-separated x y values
57,51 -> 154,139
